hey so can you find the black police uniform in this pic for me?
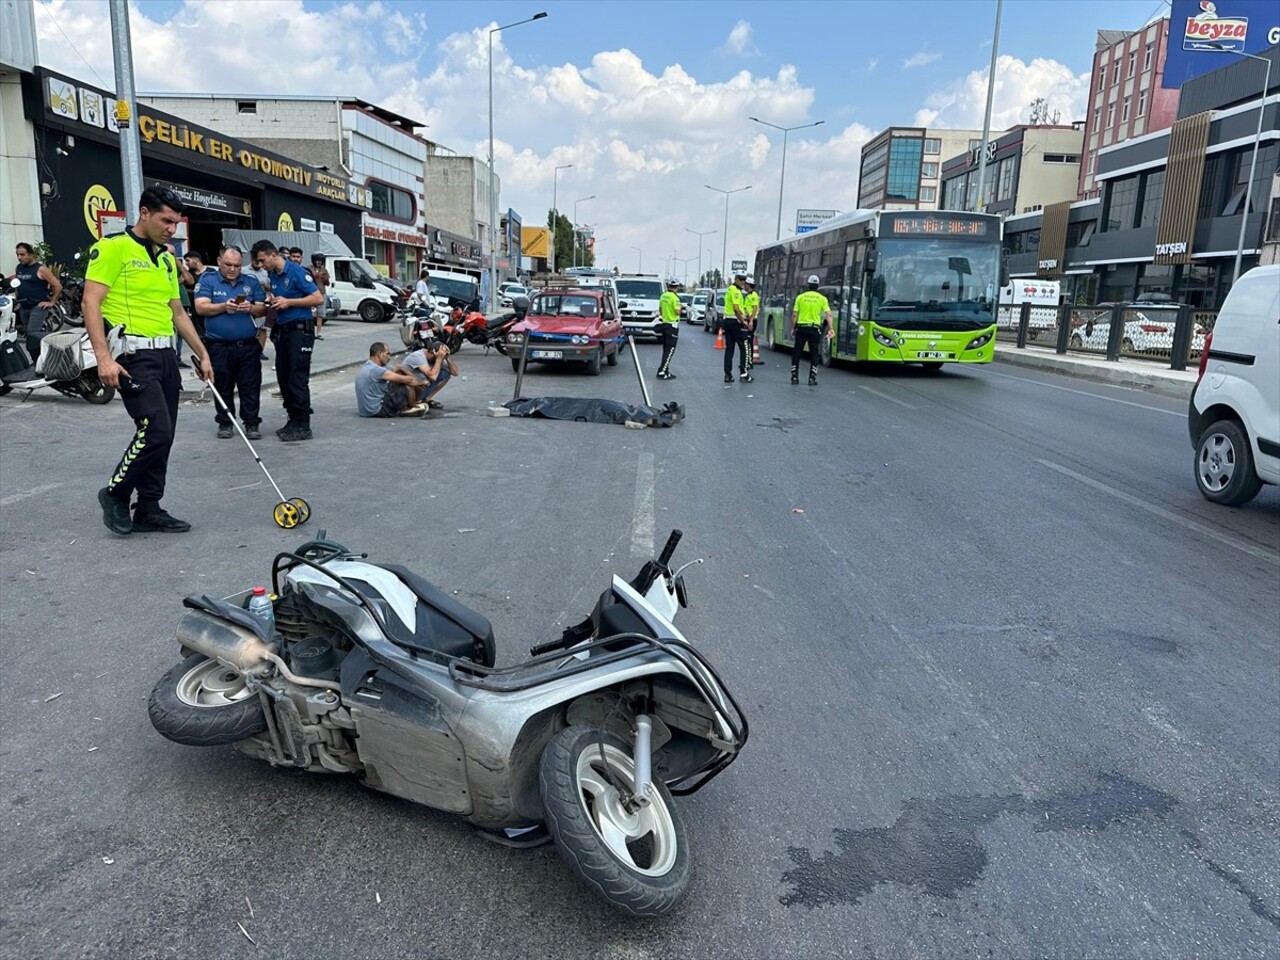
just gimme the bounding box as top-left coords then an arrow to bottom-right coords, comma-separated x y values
196,270 -> 266,431
266,260 -> 319,437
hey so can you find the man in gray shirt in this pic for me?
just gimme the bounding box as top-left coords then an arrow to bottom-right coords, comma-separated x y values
355,342 -> 426,418
399,339 -> 458,410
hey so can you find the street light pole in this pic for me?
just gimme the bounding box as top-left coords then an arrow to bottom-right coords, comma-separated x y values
1228,52 -> 1272,284
749,117 -> 824,240
108,0 -> 144,216
489,11 -> 548,312
706,184 -> 751,283
550,162 -> 572,274
630,245 -> 642,273
975,0 -> 1003,211
572,195 -> 595,268
685,227 -> 717,288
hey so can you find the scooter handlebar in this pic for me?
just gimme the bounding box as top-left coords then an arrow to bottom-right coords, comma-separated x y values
658,529 -> 682,567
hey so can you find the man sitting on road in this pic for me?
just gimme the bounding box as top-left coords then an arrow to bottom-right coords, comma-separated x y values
399,338 -> 458,410
355,341 -> 430,418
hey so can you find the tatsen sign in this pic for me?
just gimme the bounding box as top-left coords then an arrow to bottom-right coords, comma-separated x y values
1155,241 -> 1189,256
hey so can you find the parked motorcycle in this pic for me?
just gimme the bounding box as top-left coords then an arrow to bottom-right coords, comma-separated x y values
463,295 -> 528,355
0,284 -> 116,403
147,529 -> 747,916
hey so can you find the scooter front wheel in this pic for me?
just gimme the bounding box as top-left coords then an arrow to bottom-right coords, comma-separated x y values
539,727 -> 690,917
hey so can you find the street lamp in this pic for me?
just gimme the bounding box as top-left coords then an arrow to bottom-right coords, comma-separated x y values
629,245 -> 642,273
489,10 -> 548,311
1215,49 -> 1271,284
705,184 -> 751,283
572,195 -> 595,268
685,227 -> 717,288
749,117 -> 824,240
550,162 -> 573,274
676,255 -> 699,287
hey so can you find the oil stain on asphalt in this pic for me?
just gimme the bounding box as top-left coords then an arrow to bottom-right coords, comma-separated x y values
780,772 -> 1177,908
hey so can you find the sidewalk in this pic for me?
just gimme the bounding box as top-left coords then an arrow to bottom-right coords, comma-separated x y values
178,317 -> 403,396
993,343 -> 1197,401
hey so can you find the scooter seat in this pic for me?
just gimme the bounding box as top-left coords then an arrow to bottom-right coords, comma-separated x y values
377,564 -> 496,667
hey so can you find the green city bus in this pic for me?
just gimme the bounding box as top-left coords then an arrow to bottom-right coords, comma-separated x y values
753,209 -> 1004,370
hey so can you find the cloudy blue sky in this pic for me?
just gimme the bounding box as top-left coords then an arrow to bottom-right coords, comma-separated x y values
35,0 -> 1167,274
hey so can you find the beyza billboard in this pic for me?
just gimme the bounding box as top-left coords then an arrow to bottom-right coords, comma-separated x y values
1163,0 -> 1280,88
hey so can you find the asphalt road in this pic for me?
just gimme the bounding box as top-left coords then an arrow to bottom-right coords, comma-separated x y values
2,324 -> 1277,959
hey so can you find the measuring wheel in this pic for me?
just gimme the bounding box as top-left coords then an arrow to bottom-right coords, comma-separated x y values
273,499 -> 306,529
288,497 -> 312,526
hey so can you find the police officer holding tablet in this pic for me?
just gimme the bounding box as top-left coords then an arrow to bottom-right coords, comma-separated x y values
194,245 -> 267,440
249,240 -> 322,441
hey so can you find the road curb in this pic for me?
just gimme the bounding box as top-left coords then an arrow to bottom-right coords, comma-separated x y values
993,348 -> 1194,401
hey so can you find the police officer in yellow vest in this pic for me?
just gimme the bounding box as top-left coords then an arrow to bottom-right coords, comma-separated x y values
790,275 -> 832,385
656,277 -> 681,380
744,276 -> 761,367
723,270 -> 752,384
84,186 -> 213,536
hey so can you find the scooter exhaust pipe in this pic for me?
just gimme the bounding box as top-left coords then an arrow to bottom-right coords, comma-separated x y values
177,610 -> 277,672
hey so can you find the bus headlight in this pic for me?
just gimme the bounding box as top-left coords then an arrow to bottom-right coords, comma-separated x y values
872,330 -> 897,348
965,332 -> 994,351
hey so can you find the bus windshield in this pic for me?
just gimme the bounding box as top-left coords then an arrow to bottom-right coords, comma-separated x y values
870,239 -> 999,331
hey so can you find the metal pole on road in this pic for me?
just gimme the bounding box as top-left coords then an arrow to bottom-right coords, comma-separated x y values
975,0 -> 1003,212
706,184 -> 751,284
749,117 -> 824,241
572,196 -> 594,268
109,0 -> 144,216
550,162 -> 572,274
1229,52 -> 1271,284
489,12 -> 548,312
630,245 -> 642,273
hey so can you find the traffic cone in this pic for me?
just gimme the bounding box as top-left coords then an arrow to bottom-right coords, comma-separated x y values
751,337 -> 761,365
714,328 -> 725,350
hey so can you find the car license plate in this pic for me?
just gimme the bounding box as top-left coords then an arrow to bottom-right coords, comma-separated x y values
916,351 -> 949,359
532,349 -> 562,359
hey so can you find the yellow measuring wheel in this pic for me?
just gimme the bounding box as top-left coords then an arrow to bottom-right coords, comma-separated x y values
273,500 -> 302,529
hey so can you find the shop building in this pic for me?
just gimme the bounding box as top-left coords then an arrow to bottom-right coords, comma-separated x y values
23,68 -> 365,264
139,94 -> 431,280
1078,20 -> 1181,200
422,155 -> 500,244
1,0 -> 41,257
857,126 -> 984,210
940,124 -> 1086,217
1001,45 -> 1279,309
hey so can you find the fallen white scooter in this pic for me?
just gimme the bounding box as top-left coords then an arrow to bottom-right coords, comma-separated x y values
0,282 -> 116,404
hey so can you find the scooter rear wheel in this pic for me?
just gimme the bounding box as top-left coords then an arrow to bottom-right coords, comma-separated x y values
539,727 -> 690,917
148,654 -> 267,746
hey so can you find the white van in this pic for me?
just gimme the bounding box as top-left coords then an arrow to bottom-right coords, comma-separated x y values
327,257 -> 399,322
1188,263 -> 1280,506
426,269 -> 481,315
614,275 -> 664,340
999,279 -> 1060,338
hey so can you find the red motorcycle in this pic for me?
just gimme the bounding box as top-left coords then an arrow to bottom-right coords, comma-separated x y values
463,295 -> 528,355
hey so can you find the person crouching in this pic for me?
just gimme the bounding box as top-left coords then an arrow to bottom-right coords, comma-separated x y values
355,341 -> 429,418
399,338 -> 457,412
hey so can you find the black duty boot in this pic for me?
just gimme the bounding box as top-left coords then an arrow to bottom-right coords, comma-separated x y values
724,374 -> 734,384
791,368 -> 799,384
740,373 -> 754,383
244,423 -> 262,441
98,487 -> 132,536
281,416 -> 312,442
217,422 -> 234,439
132,505 -> 192,533
276,418 -> 296,440
809,368 -> 818,385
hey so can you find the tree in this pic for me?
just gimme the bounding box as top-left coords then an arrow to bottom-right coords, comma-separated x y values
699,268 -> 724,289
547,209 -> 595,272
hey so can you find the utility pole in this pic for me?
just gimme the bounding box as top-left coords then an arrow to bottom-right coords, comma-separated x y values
109,0 -> 144,216
975,0 -> 1003,212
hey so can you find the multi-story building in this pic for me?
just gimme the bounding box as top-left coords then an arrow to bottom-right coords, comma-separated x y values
421,155 -> 500,247
857,126 -> 984,210
139,94 -> 433,279
1078,20 -> 1181,200
1,0 -> 40,257
940,124 -> 1086,218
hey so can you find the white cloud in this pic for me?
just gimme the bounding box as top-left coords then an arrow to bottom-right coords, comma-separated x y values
903,50 -> 942,69
31,0 -> 871,279
867,58 -> 880,73
722,20 -> 758,57
913,55 -> 1089,130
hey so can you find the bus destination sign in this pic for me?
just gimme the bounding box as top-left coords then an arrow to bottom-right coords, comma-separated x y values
889,216 -> 989,237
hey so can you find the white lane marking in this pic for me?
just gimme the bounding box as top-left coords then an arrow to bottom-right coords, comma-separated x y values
857,384 -> 918,409
984,369 -> 1183,416
1037,458 -> 1279,566
0,481 -> 65,507
631,451 -> 655,559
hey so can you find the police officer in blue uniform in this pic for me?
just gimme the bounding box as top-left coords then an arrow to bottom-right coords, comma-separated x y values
249,240 -> 322,441
194,245 -> 267,440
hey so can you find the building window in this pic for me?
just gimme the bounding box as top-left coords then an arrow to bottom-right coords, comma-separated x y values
1144,43 -> 1153,71
921,162 -> 938,178
997,157 -> 1015,202
1106,102 -> 1115,126
1127,52 -> 1136,78
1087,153 -> 1096,174
1043,154 -> 1080,164
1066,220 -> 1096,247
1112,61 -> 1121,84
1097,65 -> 1106,88
1138,169 -> 1164,228
885,137 -> 924,202
1122,97 -> 1131,123
923,138 -> 941,155
920,186 -> 937,203
368,179 -> 416,223
1137,90 -> 1148,118
1093,106 -> 1101,129
1104,175 -> 1139,231
236,101 -> 257,114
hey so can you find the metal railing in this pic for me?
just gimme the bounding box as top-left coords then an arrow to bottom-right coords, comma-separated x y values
998,302 -> 1216,371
